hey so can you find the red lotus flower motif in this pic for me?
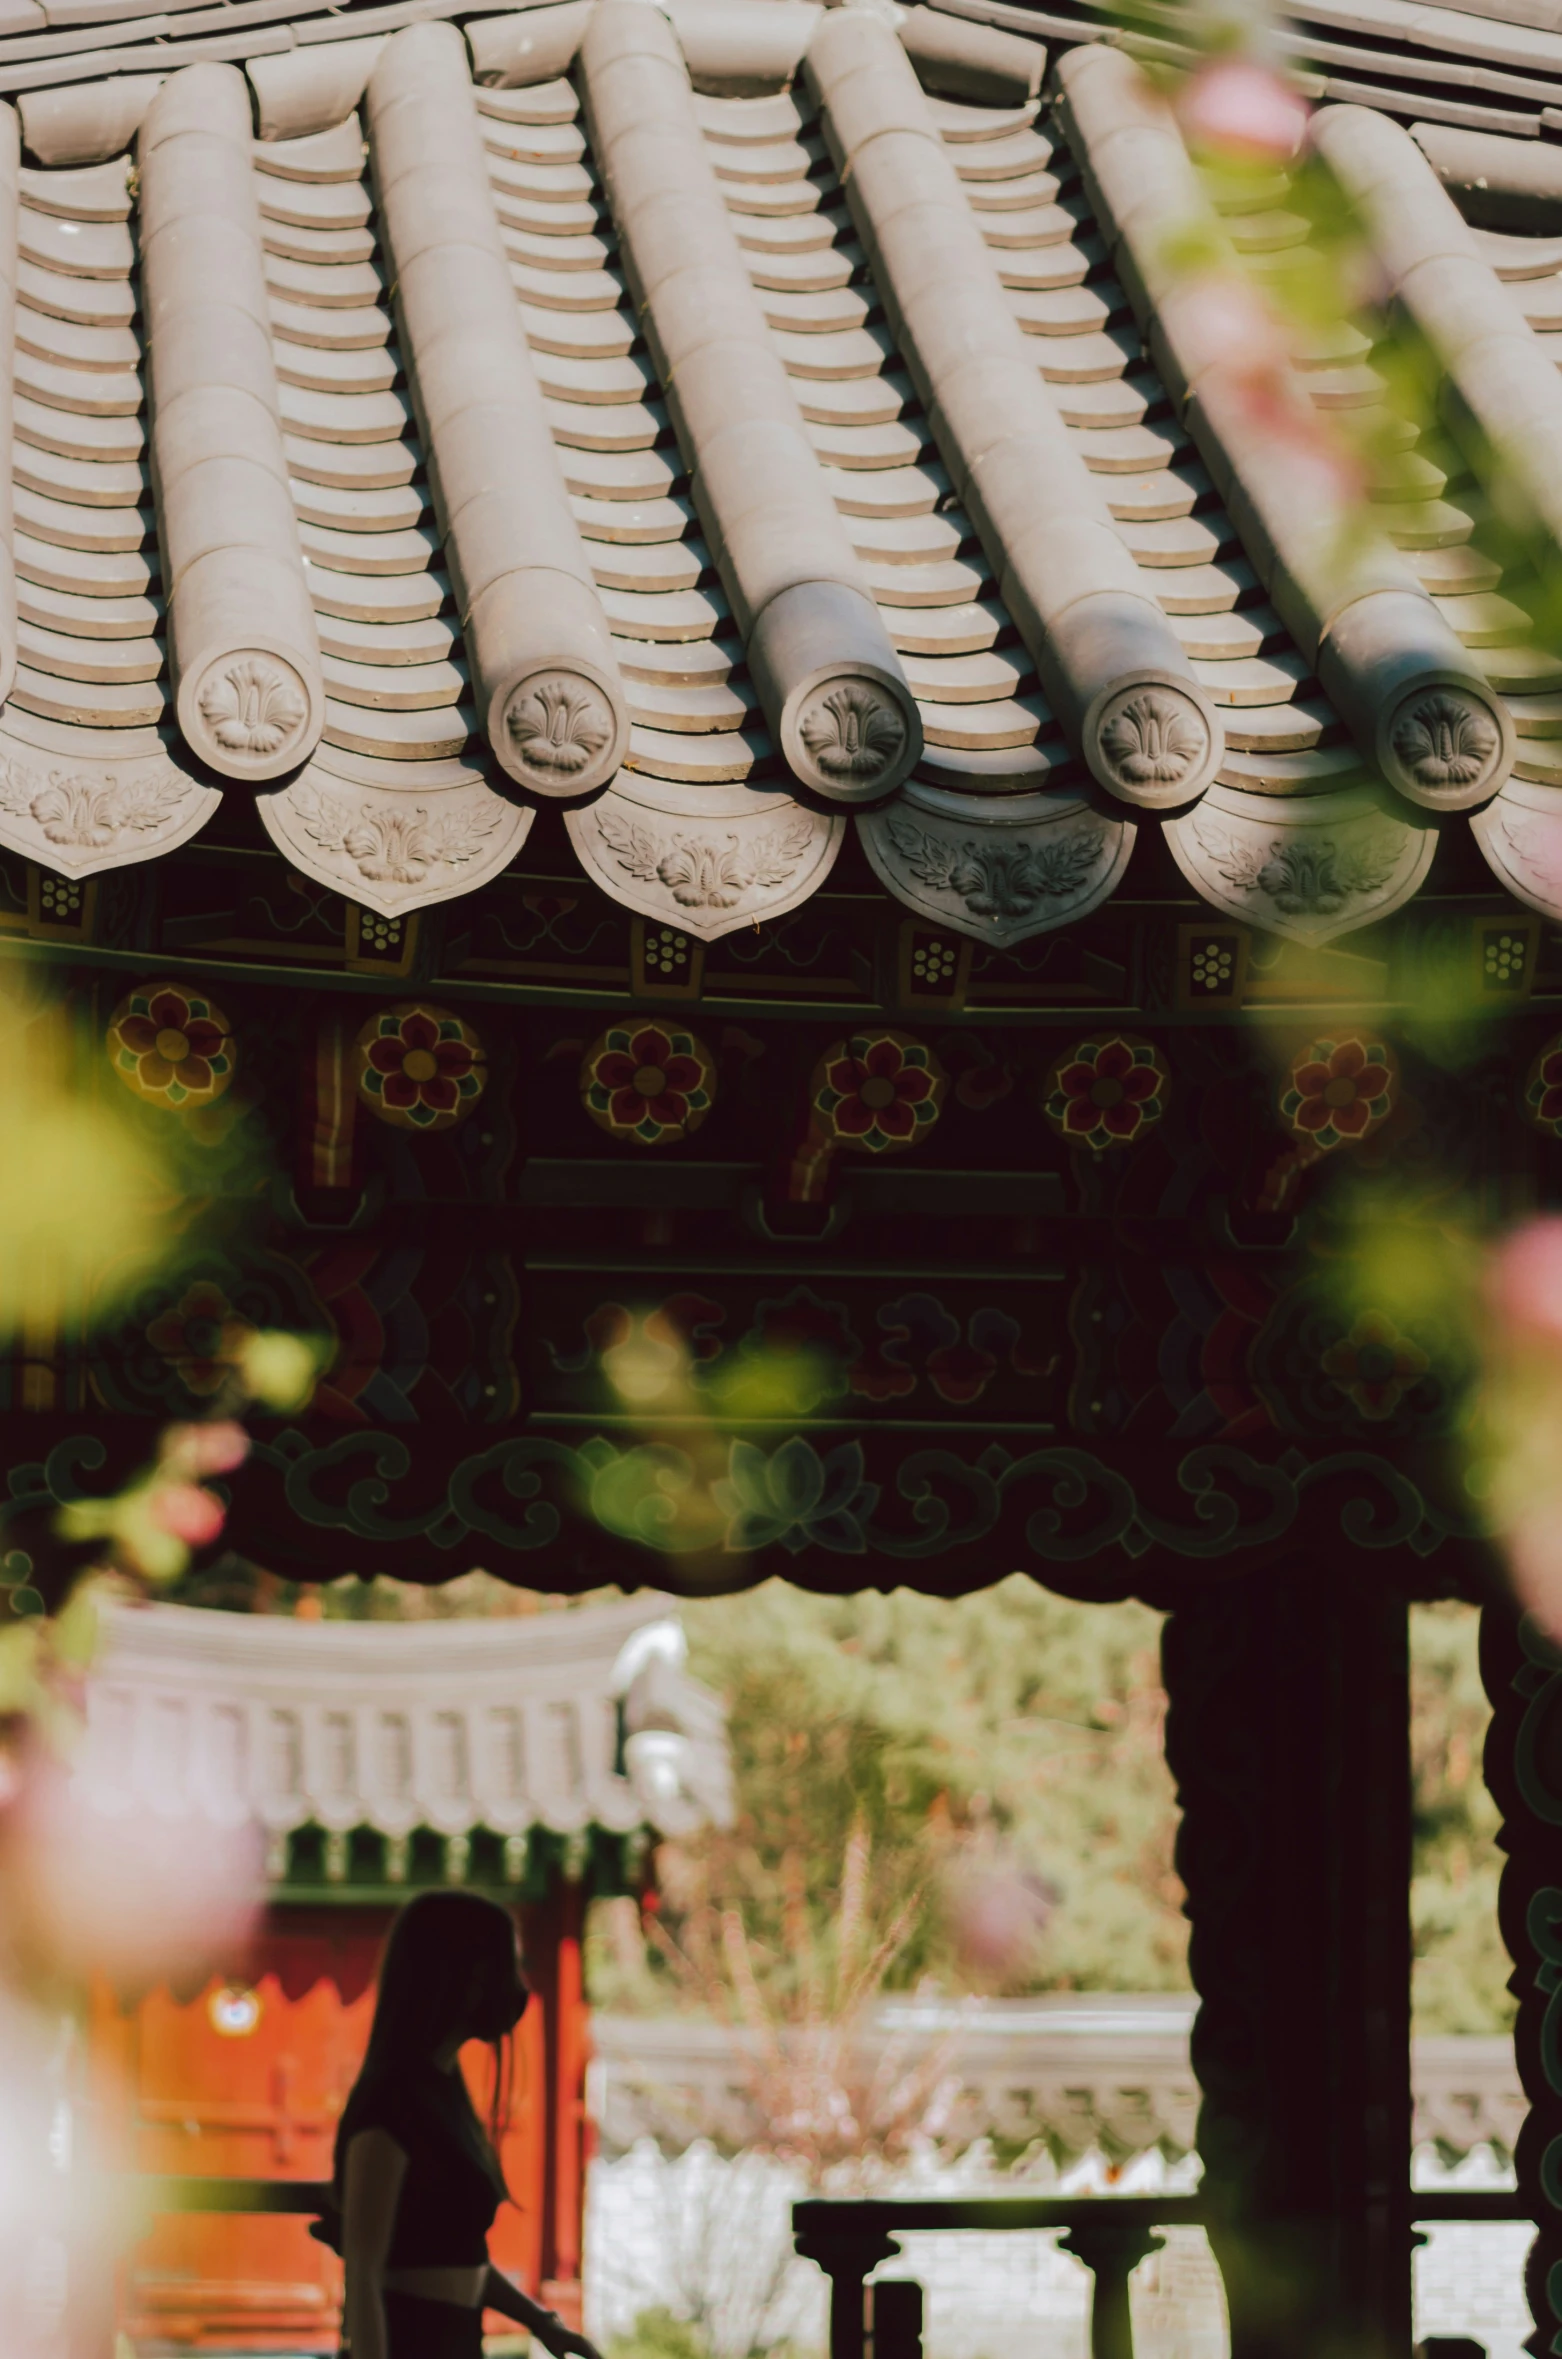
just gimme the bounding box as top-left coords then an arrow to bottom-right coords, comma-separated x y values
358,1004 -> 487,1131
110,985 -> 234,1107
1286,1039 -> 1392,1142
1048,1038 -> 1165,1148
956,1062 -> 1014,1113
926,1338 -> 998,1406
147,1282 -> 241,1398
815,1034 -> 943,1152
592,1026 -> 707,1135
1528,1039 -> 1562,1136
368,1012 -> 471,1112
1320,1312 -> 1429,1422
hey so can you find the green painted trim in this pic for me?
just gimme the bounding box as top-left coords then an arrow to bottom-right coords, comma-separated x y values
267,1882 -> 524,1906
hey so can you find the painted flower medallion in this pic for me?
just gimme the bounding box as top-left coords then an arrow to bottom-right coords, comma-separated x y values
108,983 -> 235,1109
811,1032 -> 946,1154
1526,1032 -> 1562,1137
1044,1037 -> 1168,1151
356,1003 -> 487,1131
1280,1037 -> 1395,1150
581,1023 -> 716,1145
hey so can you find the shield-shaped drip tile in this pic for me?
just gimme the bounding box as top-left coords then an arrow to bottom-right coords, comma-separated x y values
1472,778 -> 1562,921
259,750 -> 534,919
1163,782 -> 1437,945
565,773 -> 845,942
0,709 -> 221,881
857,779 -> 1134,947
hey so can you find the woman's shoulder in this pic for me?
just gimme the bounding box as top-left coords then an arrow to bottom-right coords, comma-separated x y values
340,2061 -> 438,2149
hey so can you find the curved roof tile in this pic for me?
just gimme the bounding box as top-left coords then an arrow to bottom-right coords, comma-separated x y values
83,1594 -> 737,1847
139,62 -> 326,782
1059,45 -> 1514,816
810,9 -> 1221,815
0,0 -> 1558,944
582,0 -> 921,808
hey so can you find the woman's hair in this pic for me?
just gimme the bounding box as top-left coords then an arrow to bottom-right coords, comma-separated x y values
357,1890 -> 530,2173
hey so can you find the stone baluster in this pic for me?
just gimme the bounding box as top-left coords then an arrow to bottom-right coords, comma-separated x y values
792,2215 -> 902,2359
1060,2219 -> 1162,2359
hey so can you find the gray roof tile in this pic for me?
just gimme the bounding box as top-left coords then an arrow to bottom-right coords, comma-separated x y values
0,0 -> 1557,941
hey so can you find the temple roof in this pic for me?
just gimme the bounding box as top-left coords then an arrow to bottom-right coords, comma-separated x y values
3,0 -> 1562,950
81,1593 -> 736,1853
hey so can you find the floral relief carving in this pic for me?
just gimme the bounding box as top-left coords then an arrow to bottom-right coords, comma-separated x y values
507,676 -> 615,780
797,683 -> 907,782
597,808 -> 816,910
1390,692 -> 1499,793
198,657 -> 308,760
1192,815 -> 1401,918
292,786 -> 505,887
0,756 -> 193,851
1097,690 -> 1210,792
885,819 -> 1107,922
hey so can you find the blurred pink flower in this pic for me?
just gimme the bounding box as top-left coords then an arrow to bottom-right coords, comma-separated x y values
1485,1218 -> 1562,1348
1169,274 -> 1366,511
1500,1500 -> 1562,1647
943,1848 -> 1055,1985
1177,57 -> 1310,164
1,1752 -> 261,1991
1165,271 -> 1286,384
1479,1221 -> 1562,1640
164,1420 -> 250,1477
148,1482 -> 226,1545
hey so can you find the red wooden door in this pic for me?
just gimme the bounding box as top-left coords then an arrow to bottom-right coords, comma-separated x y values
120,1968 -> 363,2351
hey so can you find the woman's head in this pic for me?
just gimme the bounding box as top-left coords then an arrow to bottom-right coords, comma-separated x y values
364,1890 -> 529,2072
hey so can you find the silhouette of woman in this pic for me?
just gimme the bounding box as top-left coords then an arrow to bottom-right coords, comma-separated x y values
320,1890 -> 604,2359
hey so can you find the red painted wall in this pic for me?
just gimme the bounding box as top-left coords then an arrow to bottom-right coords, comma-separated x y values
93,1898 -> 585,2353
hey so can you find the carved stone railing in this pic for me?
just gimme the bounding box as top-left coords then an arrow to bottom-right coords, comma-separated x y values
115,2173 -> 1534,2359
792,2190 -> 1530,2359
594,2002 -> 1524,2171
792,2194 -> 1203,2359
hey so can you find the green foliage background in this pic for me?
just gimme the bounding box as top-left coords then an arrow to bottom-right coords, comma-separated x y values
1411,1600 -> 1511,2036
596,1576 -> 1185,2010
592,1579 -> 1511,2037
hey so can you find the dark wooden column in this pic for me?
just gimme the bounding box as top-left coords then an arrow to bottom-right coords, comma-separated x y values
1162,1561 -> 1412,2359
1479,1593 -> 1556,2353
